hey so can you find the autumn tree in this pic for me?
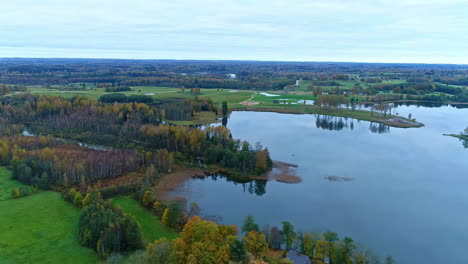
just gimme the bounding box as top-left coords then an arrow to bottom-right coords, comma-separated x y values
268,226 -> 282,249
174,216 -> 237,264
313,240 -> 328,263
145,164 -> 156,185
243,231 -> 268,260
141,238 -> 177,264
155,149 -> 172,173
354,251 -> 368,264
142,190 -> 155,208
302,233 -> 314,256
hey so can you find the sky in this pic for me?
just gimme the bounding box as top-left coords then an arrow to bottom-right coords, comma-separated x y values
1,0 -> 468,64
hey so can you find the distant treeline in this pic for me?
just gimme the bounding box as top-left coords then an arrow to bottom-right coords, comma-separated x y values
2,58 -> 467,92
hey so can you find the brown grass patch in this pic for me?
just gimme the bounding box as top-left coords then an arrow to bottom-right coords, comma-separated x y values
98,169 -> 146,188
266,249 -> 286,259
267,160 -> 302,183
381,117 -> 424,128
276,174 -> 302,183
154,165 -> 205,201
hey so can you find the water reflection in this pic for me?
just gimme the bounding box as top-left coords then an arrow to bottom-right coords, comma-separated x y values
315,115 -> 347,131
315,115 -> 389,133
369,122 -> 390,134
196,174 -> 268,196
461,139 -> 468,148
173,105 -> 468,264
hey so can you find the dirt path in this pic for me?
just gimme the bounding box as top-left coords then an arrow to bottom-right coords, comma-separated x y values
240,92 -> 259,106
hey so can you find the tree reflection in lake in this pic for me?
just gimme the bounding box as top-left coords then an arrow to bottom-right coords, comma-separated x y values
196,174 -> 268,196
315,115 -> 389,133
315,115 -> 347,131
461,139 -> 468,148
369,122 -> 390,134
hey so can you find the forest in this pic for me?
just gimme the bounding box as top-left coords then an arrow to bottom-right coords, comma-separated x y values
1,59 -> 467,102
0,93 -> 272,190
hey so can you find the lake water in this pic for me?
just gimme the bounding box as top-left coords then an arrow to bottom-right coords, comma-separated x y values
172,104 -> 468,264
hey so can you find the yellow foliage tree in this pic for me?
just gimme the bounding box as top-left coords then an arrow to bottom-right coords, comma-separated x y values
142,190 -> 153,207
174,216 -> 236,264
243,231 -> 268,260
162,208 -> 170,226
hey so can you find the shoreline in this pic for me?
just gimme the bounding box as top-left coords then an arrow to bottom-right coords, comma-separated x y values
154,165 -> 206,201
155,161 -> 302,201
443,134 -> 468,140
232,107 -> 424,128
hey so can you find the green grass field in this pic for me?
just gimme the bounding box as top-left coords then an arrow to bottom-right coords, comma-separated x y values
27,86 -> 255,107
296,79 -> 407,92
112,197 -> 178,245
0,191 -> 98,264
0,167 -> 26,201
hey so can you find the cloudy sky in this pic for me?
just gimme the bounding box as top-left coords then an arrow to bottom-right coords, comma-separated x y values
1,0 -> 468,63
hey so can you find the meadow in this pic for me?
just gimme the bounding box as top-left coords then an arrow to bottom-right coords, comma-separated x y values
0,167 -> 25,201
112,197 -> 178,244
0,167 -> 179,264
0,190 -> 99,264
295,78 -> 408,92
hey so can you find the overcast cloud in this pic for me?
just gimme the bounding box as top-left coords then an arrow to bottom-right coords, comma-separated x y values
1,0 -> 467,63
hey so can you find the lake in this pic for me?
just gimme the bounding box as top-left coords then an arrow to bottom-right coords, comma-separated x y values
172,104 -> 468,264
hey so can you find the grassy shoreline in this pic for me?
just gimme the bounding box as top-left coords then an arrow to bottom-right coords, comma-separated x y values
21,86 -> 430,127
232,106 -> 424,128
443,134 -> 468,140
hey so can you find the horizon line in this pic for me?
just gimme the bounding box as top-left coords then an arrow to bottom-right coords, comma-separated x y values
1,57 -> 467,66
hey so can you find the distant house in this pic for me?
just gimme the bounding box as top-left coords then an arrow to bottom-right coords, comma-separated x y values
286,250 -> 311,264
295,80 -> 300,86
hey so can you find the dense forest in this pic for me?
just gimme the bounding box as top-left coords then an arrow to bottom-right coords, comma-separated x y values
0,93 -> 272,189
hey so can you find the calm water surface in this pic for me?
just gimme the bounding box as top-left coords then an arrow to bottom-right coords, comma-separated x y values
172,104 -> 468,264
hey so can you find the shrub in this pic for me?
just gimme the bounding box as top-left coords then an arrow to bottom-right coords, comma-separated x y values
11,186 -> 33,198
